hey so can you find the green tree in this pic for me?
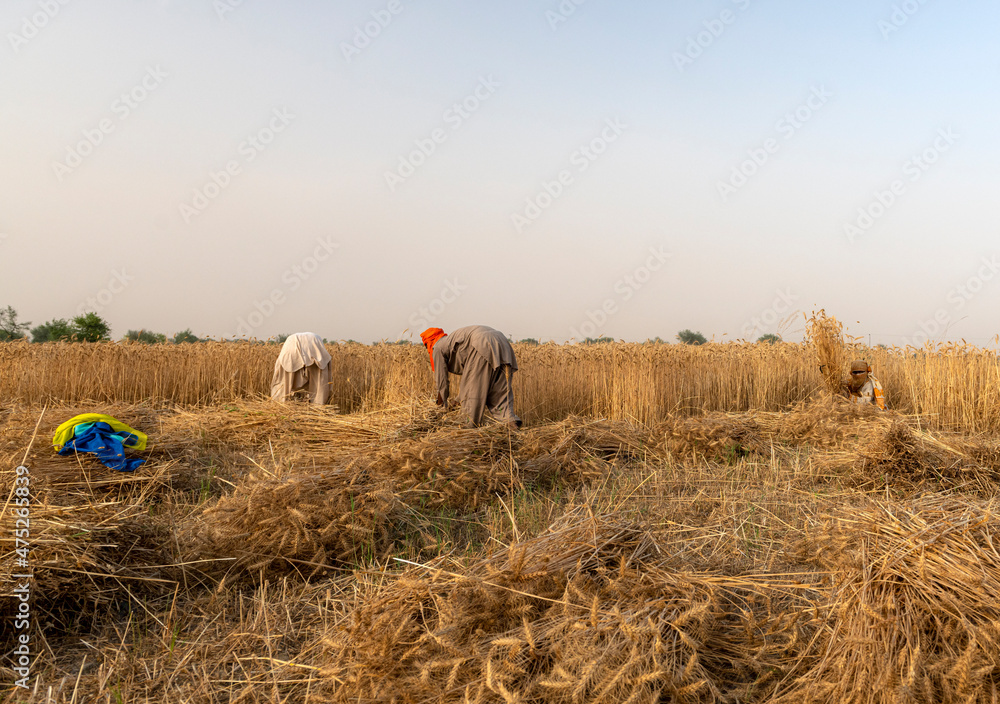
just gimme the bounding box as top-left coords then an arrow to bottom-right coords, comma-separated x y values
172,329 -> 200,343
756,333 -> 781,344
676,329 -> 707,345
72,312 -> 111,342
517,338 -> 540,345
0,306 -> 30,341
31,319 -> 74,342
123,329 -> 167,344
581,336 -> 615,345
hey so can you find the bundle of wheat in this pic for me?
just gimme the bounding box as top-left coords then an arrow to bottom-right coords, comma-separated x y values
853,421 -> 943,481
778,495 -> 1000,704
180,466 -> 403,579
806,310 -> 849,398
846,421 -> 1000,494
321,511 -> 819,704
658,413 -> 769,462
160,401 -> 384,462
360,422 -> 522,510
355,416 -> 647,510
519,415 -> 653,462
762,394 -> 885,448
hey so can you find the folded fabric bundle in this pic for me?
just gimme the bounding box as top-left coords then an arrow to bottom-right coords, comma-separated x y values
52,413 -> 148,452
53,414 -> 147,472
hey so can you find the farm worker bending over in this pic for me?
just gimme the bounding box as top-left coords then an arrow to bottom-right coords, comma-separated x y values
270,332 -> 333,405
421,326 -> 522,428
842,359 -> 886,410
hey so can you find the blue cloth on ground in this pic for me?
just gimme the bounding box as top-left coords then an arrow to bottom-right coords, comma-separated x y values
57,422 -> 146,472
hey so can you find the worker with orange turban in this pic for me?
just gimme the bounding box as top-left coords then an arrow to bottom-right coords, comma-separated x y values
421,325 -> 521,428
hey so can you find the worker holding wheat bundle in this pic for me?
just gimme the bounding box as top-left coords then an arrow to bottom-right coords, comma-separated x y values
841,359 -> 886,410
420,325 -> 522,428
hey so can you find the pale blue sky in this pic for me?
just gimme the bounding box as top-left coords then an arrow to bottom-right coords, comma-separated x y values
2,0 -> 998,346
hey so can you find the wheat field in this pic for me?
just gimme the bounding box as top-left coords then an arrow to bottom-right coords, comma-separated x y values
2,336 -> 999,429
4,323 -> 1000,703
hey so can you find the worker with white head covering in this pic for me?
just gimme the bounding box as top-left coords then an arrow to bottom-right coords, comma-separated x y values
270,332 -> 332,405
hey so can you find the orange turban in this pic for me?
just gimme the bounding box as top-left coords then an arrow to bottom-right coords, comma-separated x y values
420,328 -> 447,371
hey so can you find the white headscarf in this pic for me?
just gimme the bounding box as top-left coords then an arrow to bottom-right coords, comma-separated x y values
275,332 -> 332,373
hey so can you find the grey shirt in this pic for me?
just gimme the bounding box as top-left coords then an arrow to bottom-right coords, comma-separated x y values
432,325 -> 518,405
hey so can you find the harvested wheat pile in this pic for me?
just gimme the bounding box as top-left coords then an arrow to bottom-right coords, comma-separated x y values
360,422 -> 522,510
180,466 -> 403,579
658,413 -> 768,461
374,414 -> 650,504
321,511 -> 820,704
159,401 -> 384,463
853,421 -> 948,480
779,495 -> 1000,704
184,417 -> 650,580
341,415 -> 646,511
655,395 -> 885,463
765,395 -> 885,448
846,421 -> 1000,493
519,415 -> 653,465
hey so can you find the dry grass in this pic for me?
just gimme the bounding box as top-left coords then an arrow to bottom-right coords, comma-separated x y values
323,510 -> 819,704
4,338 -> 1000,703
779,496 -> 1000,703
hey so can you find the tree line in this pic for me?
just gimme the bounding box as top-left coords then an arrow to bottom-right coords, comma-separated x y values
1,306 -> 784,345
0,306 -> 200,344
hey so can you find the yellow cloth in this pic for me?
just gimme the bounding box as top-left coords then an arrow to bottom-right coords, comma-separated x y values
52,414 -> 148,451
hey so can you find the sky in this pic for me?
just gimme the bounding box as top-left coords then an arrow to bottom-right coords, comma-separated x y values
2,0 -> 999,346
